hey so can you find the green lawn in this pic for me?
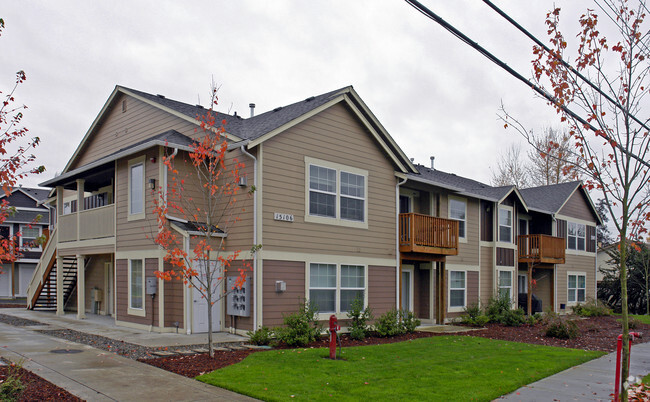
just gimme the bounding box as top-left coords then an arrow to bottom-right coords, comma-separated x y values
198,336 -> 604,401
629,314 -> 650,325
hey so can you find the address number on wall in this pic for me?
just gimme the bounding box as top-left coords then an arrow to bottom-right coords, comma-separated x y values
274,212 -> 294,222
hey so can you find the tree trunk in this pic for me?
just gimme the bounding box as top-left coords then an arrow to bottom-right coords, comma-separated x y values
620,238 -> 630,399
207,295 -> 214,358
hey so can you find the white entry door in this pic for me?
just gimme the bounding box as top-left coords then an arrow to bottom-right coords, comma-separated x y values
192,261 -> 221,333
401,265 -> 414,312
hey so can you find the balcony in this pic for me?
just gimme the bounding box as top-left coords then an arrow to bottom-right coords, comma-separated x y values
399,213 -> 459,256
59,203 -> 115,243
518,234 -> 565,264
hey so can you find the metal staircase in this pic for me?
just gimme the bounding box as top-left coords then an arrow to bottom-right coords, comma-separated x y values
31,256 -> 78,310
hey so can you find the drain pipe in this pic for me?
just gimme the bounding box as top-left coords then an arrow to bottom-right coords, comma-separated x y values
240,144 -> 258,330
396,176 -> 407,309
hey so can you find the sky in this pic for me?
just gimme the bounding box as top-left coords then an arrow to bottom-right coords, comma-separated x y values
1,0 -> 593,189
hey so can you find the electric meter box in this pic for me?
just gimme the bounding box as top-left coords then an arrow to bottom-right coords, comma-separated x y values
146,277 -> 158,295
226,277 -> 250,317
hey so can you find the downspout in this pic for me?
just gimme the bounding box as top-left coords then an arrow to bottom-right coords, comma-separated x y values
396,176 -> 407,309
240,144 -> 258,329
552,213 -> 557,313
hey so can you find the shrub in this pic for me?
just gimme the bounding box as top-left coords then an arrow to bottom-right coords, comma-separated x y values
374,308 -> 403,337
461,303 -> 489,327
346,297 -> 373,340
544,313 -> 579,339
620,317 -> 641,329
399,309 -> 421,333
274,299 -> 322,346
246,326 -> 273,346
0,361 -> 25,402
485,295 -> 511,323
572,299 -> 611,317
501,308 -> 526,327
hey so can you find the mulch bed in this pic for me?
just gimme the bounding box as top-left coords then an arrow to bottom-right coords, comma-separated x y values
0,363 -> 82,402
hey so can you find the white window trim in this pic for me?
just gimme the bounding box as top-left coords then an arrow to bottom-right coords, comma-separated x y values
306,261 -> 368,320
304,156 -> 368,229
498,269 -> 514,304
567,271 -> 587,306
518,273 -> 528,294
402,265 -> 414,312
19,224 -> 42,251
128,258 -> 146,317
448,196 -> 467,243
497,206 -> 513,244
127,156 -> 146,221
448,269 -> 467,313
567,221 -> 586,251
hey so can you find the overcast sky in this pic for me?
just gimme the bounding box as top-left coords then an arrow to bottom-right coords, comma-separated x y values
2,1 -> 590,189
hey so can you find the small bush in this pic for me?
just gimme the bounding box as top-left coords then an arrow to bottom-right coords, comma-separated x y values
399,309 -> 421,333
461,304 -> 489,327
246,326 -> 273,346
525,312 -> 543,325
620,317 -> 641,329
544,313 -> 579,339
501,308 -> 526,327
374,308 -> 403,337
346,297 -> 373,340
0,361 -> 25,402
274,299 -> 322,346
572,299 -> 611,317
485,295 -> 511,323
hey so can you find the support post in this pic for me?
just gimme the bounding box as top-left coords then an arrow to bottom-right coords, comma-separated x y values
77,254 -> 85,319
56,255 -> 64,316
527,263 -> 533,316
76,179 -> 84,241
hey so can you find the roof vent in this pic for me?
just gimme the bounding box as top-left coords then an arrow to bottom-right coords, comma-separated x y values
233,111 -> 239,118
430,156 -> 435,170
249,103 -> 255,118
273,106 -> 283,112
196,104 -> 204,109
156,94 -> 165,99
305,96 -> 315,102
410,158 -> 415,162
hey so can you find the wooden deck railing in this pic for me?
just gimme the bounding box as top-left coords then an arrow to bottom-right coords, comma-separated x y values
399,213 -> 459,255
518,234 -> 566,264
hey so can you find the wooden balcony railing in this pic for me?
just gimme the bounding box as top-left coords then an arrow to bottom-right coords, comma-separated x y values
399,213 -> 459,255
518,234 -> 566,264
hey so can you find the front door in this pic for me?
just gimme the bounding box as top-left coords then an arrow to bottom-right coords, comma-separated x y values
104,262 -> 114,316
401,265 -> 414,312
192,261 -> 221,333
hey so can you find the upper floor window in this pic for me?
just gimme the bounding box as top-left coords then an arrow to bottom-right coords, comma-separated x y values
498,207 -> 512,243
20,225 -> 41,251
567,222 -> 585,251
128,156 -> 145,220
305,157 -> 368,228
449,198 -> 466,239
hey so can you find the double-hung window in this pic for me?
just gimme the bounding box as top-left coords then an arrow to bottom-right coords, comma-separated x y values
498,207 -> 512,243
449,198 -> 466,239
498,271 -> 512,300
568,273 -> 586,304
128,259 -> 144,315
306,158 -> 367,227
567,222 -> 586,251
449,271 -> 466,309
128,156 -> 145,220
309,263 -> 366,315
19,225 -> 41,251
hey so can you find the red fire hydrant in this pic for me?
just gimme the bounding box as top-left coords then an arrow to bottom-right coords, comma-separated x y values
329,315 -> 340,359
614,331 -> 642,401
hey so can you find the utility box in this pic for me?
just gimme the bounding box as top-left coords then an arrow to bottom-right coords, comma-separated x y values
146,277 -> 158,295
226,277 -> 250,317
91,287 -> 103,302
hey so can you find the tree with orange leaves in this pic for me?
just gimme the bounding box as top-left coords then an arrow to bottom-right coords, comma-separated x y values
502,1 -> 649,397
0,18 -> 45,267
151,85 -> 257,357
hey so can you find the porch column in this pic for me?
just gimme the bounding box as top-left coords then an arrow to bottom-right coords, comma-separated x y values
77,254 -> 85,319
56,255 -> 64,316
76,179 -> 84,242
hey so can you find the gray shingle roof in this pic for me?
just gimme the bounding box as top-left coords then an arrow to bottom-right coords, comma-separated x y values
121,86 -> 349,141
0,187 -> 50,202
519,181 -> 581,214
4,210 -> 50,224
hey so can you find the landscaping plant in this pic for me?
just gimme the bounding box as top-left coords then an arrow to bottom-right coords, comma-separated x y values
346,297 -> 373,340
274,299 -> 322,346
246,326 -> 273,346
399,309 -> 421,333
374,308 -> 403,337
571,299 -> 611,317
543,311 -> 579,339
0,361 -> 25,402
485,294 -> 512,323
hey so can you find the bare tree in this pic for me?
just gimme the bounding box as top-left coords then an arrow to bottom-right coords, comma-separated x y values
527,127 -> 579,186
490,143 -> 530,187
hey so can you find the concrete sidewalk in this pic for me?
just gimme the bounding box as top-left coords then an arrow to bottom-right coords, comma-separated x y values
500,341 -> 650,401
0,320 -> 256,401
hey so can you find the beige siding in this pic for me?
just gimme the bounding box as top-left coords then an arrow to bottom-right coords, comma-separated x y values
480,246 -> 493,303
368,265 -> 397,316
116,257 -> 159,326
445,195 -> 480,266
71,95 -> 198,169
532,268 -> 553,311
115,149 -> 160,251
81,255 -> 112,313
262,260 -> 305,328
260,103 -> 397,259
556,254 -> 597,311
559,190 -> 597,222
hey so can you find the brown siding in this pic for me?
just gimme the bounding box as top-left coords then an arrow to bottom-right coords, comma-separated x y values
262,260 -> 305,328
71,94 -> 198,169
368,265 -> 396,316
480,200 -> 493,242
260,103 -> 397,259
225,260 -> 254,332
115,149 -> 160,251
163,261 -> 184,329
115,257 -> 159,326
556,219 -> 567,239
447,270 -> 479,319
558,189 -> 597,222
496,247 -> 515,267
479,246 -> 493,304
415,266 -> 430,320
586,226 -> 596,252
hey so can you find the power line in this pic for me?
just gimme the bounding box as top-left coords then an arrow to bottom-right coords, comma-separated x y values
404,0 -> 650,170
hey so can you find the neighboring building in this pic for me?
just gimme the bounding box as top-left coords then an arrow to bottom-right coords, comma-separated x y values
0,187 -> 51,298
27,85 -> 602,334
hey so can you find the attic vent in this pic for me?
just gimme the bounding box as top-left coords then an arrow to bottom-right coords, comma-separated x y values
122,99 -> 127,113
305,96 -> 315,102
156,94 -> 166,99
273,106 -> 283,112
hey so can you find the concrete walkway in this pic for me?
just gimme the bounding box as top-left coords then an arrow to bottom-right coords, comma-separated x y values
0,310 -> 256,401
500,341 -> 650,401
